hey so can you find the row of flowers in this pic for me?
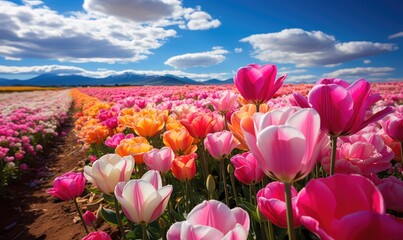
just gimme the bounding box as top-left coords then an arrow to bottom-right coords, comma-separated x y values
49,65 -> 403,240
0,89 -> 72,192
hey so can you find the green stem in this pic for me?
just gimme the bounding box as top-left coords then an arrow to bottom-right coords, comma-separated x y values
73,198 -> 89,235
221,160 -> 230,206
222,113 -> 228,131
329,135 -> 338,176
229,167 -> 239,207
267,221 -> 275,240
284,182 -> 296,240
113,194 -> 126,240
142,223 -> 148,240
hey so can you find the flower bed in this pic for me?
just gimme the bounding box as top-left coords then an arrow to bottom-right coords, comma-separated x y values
0,89 -> 72,192
54,68 -> 403,240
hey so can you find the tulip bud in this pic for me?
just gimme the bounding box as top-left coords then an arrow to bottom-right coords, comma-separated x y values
83,210 -> 97,226
206,174 -> 216,193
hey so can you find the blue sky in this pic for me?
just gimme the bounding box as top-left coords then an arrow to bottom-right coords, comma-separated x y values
0,0 -> 402,83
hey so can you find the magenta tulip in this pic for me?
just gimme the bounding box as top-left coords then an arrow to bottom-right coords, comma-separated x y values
83,210 -> 97,227
370,174 -> 403,212
234,64 -> 286,104
114,170 -> 172,224
293,78 -> 393,136
204,130 -> 239,160
143,147 -> 175,174
230,152 -> 264,185
82,231 -> 112,240
167,200 -> 250,240
384,115 -> 403,142
241,107 -> 325,183
46,171 -> 86,201
296,174 -> 403,240
257,182 -> 301,228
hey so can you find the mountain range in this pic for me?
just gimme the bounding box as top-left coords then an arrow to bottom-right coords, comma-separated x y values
0,73 -> 233,86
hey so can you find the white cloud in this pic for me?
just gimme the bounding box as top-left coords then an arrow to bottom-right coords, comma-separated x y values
179,6 -> 221,30
0,65 -> 230,81
388,32 -> 403,39
83,0 -> 180,22
324,67 -> 395,81
285,74 -> 318,83
0,1 -> 219,64
234,48 -> 243,53
164,47 -> 228,69
241,28 -> 397,67
363,59 -> 371,64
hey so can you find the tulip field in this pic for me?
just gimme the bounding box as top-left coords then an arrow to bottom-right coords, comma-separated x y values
1,64 -> 403,240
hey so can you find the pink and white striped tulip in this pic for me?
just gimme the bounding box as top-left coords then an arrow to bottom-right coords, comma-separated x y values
114,170 -> 172,224
241,107 -> 326,183
204,130 -> 239,160
167,200 -> 250,240
84,154 -> 134,194
143,147 -> 175,174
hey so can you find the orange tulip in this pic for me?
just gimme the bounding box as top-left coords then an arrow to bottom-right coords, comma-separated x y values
163,127 -> 197,156
83,124 -> 111,145
115,137 -> 153,164
228,104 -> 269,150
171,154 -> 197,181
133,115 -> 165,138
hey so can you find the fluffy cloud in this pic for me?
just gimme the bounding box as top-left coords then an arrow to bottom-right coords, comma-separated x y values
0,1 -> 219,64
0,65 -> 230,81
83,0 -> 180,22
179,7 -> 221,30
388,32 -> 403,39
324,67 -> 395,81
234,48 -> 243,53
241,28 -> 397,67
164,47 -> 228,69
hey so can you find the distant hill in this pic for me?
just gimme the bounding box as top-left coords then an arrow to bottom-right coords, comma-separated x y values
0,73 -> 234,86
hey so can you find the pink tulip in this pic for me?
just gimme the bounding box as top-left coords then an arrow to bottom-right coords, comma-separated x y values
321,130 -> 394,175
208,90 -> 239,114
114,170 -> 172,224
167,200 -> 250,240
293,78 -> 393,136
234,64 -> 286,104
82,231 -> 112,240
83,210 -> 97,226
383,115 -> 403,142
370,174 -> 403,212
105,133 -> 135,148
257,182 -> 301,228
84,154 -> 135,194
204,131 -> 239,160
241,107 -> 326,182
143,147 -> 175,174
230,152 -> 264,185
46,172 -> 86,201
296,174 -> 403,240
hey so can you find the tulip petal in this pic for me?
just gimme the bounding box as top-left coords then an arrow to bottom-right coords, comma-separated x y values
187,200 -> 237,235
231,208 -> 250,232
180,221 -> 224,240
221,224 -> 249,240
141,170 -> 162,190
308,84 -> 353,135
257,126 -> 306,182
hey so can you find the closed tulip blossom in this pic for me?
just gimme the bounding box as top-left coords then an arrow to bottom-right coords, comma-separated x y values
163,127 -> 197,156
167,200 -> 250,240
234,64 -> 286,105
296,174 -> 403,240
171,154 -> 197,181
204,131 -> 239,160
257,182 -> 301,228
179,112 -> 219,141
230,152 -> 264,185
114,170 -> 173,224
47,171 -> 86,201
84,154 -> 134,195
293,78 -> 393,137
83,210 -> 97,227
143,147 -> 175,174
241,107 -> 325,183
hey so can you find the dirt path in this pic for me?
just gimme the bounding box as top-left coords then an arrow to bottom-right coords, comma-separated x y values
0,114 -> 105,240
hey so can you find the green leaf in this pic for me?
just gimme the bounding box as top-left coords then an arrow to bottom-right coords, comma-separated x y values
100,207 -> 118,225
240,200 -> 259,222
